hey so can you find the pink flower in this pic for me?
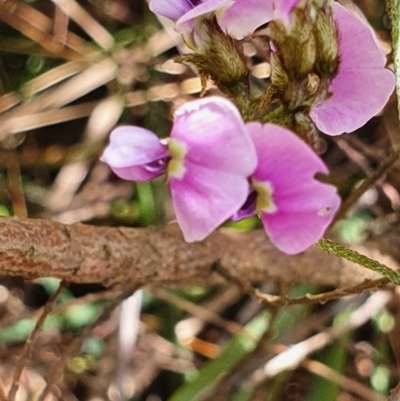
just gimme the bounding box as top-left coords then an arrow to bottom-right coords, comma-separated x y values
101,97 -> 257,242
309,2 -> 395,136
233,123 -> 340,254
149,0 -> 272,47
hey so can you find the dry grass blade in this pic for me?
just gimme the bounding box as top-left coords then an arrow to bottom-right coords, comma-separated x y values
45,96 -> 123,212
6,150 -> 27,218
301,359 -> 386,401
262,291 -> 391,378
53,6 -> 69,46
51,0 -> 114,50
0,3 -> 81,59
0,103 -> 98,135
23,60 -> 89,97
0,58 -> 118,137
153,288 -> 243,336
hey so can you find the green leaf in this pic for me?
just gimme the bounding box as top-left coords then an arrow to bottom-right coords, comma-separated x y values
168,311 -> 270,401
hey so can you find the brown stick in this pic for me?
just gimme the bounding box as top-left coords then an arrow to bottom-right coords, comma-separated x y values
0,217 -> 393,289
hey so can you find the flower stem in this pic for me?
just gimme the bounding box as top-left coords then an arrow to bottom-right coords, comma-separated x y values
316,238 -> 400,285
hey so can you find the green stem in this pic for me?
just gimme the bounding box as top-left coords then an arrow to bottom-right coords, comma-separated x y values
317,238 -> 400,285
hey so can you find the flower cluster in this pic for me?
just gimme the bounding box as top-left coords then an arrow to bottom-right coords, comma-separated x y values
149,0 -> 272,49
101,0 -> 395,254
101,97 -> 340,254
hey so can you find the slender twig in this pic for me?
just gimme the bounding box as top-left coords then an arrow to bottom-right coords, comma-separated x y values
8,282 -> 66,401
0,379 -> 7,401
216,262 -> 389,306
6,150 -> 28,219
335,149 -> 400,221
254,278 -> 389,306
153,288 -> 243,334
37,285 -> 139,401
9,289 -> 119,329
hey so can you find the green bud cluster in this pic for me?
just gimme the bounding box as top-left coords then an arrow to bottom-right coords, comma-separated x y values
176,19 -> 251,116
174,2 -> 341,145
263,1 -> 340,140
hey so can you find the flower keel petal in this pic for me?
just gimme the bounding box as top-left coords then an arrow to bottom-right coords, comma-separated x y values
101,126 -> 168,181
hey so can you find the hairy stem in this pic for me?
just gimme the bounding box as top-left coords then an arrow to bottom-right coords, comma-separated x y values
317,238 -> 400,285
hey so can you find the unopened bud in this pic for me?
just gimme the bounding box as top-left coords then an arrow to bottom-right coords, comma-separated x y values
176,19 -> 249,98
267,4 -> 316,80
313,4 -> 340,77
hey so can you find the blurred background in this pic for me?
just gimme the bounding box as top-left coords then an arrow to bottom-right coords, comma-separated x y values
0,0 -> 399,400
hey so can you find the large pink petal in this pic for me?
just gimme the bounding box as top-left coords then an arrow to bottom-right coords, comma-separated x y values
149,0 -> 193,22
247,122 -> 328,192
100,126 -> 168,181
168,97 -> 257,242
218,0 -> 274,38
310,69 -> 394,136
248,122 -> 340,254
261,182 -> 340,254
332,2 -> 387,70
310,2 -> 395,136
171,97 -> 257,177
170,164 -> 250,242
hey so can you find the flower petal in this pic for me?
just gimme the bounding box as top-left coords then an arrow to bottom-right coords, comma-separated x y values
101,126 -> 168,181
176,0 -> 231,33
310,69 -> 394,136
169,96 -> 257,241
170,165 -> 251,242
332,2 -> 386,70
248,122 -> 340,254
260,182 -> 340,254
218,0 -> 274,38
310,2 -> 395,136
149,0 -> 193,22
171,97 -> 257,177
108,165 -> 163,182
248,122 -> 328,191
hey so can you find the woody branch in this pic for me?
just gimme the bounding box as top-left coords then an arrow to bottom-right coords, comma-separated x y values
0,217 -> 393,290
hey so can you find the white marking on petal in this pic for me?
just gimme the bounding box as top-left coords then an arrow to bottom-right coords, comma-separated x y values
318,206 -> 332,216
174,102 -> 201,117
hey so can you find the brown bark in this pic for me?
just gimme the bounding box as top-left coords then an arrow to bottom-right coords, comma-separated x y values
0,217 -> 394,289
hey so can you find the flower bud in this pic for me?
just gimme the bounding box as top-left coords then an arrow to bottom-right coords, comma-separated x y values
312,4 -> 340,77
176,19 -> 249,98
267,2 -> 316,80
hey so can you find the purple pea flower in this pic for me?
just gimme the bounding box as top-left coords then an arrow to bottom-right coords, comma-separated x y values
149,0 -> 272,47
309,2 -> 395,136
233,123 -> 340,255
101,97 -> 257,242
